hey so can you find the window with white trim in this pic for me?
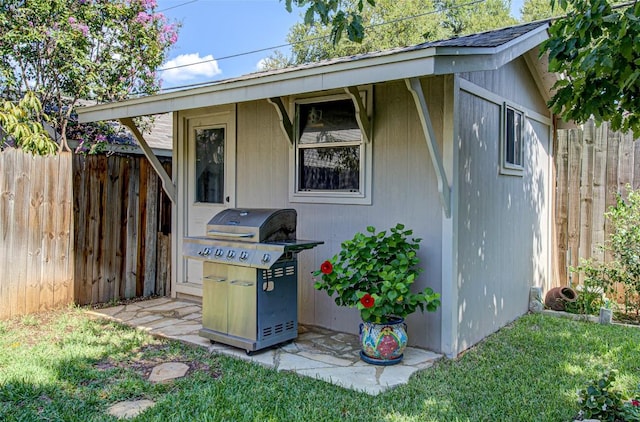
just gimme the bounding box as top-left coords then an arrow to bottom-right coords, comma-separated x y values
290,92 -> 372,204
501,104 -> 525,175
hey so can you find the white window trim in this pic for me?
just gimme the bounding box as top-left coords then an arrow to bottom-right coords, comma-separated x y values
288,88 -> 373,205
500,102 -> 525,177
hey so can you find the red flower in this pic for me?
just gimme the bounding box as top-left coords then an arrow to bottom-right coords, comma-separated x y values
632,399 -> 640,407
320,260 -> 333,274
360,293 -> 375,308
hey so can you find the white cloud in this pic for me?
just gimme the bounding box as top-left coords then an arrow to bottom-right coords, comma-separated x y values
256,58 -> 269,72
159,53 -> 222,85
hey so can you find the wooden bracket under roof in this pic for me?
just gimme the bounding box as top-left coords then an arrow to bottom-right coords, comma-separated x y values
344,86 -> 372,144
267,97 -> 294,146
119,117 -> 176,203
405,78 -> 451,218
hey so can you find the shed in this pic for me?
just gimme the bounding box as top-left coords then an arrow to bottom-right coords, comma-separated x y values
78,21 -> 558,357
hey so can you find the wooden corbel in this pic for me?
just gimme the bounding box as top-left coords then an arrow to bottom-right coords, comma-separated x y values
344,86 -> 372,143
119,117 -> 176,203
267,97 -> 294,146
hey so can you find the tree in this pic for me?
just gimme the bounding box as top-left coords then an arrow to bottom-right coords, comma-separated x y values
542,0 -> 640,137
283,0 -> 376,44
519,0 -> 556,21
0,0 -> 178,152
272,0 -> 449,67
435,0 -> 516,36
275,0 -> 515,68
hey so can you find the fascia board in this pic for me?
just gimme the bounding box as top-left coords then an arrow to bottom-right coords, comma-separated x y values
77,49 -> 440,123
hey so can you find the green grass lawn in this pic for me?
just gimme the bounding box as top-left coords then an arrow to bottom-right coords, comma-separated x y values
1,308 -> 639,421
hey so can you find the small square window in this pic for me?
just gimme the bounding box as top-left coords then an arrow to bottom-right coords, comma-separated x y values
501,105 -> 525,175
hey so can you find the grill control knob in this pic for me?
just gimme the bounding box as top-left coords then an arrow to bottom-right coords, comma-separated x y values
261,253 -> 271,264
239,251 -> 249,261
215,248 -> 224,257
227,250 -> 236,259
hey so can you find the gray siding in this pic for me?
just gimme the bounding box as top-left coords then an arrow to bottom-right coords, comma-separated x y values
455,59 -> 551,352
235,79 -> 446,350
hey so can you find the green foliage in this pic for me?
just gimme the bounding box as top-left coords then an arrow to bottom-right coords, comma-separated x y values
313,223 -> 441,323
275,0 -> 514,67
283,0 -> 376,44
435,0 -> 516,36
571,185 -> 640,319
0,91 -> 57,155
566,262 -> 607,315
542,0 -> 640,137
0,0 -> 178,149
520,0 -> 565,22
576,370 -> 640,422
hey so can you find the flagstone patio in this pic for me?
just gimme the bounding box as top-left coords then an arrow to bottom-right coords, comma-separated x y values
86,297 -> 442,395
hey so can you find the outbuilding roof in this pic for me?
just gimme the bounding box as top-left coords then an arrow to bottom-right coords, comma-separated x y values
78,20 -> 552,123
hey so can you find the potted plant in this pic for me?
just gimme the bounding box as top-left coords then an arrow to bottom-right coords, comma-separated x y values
313,224 -> 441,365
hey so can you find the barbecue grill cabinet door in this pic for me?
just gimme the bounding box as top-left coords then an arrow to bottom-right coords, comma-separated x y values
227,267 -> 257,341
202,275 -> 228,334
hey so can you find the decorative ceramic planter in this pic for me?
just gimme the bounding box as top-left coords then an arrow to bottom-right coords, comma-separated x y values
544,286 -> 578,311
359,317 -> 408,365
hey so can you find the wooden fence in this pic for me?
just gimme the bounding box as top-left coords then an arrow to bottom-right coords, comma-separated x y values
73,153 -> 172,305
0,148 -> 74,319
555,120 -> 640,286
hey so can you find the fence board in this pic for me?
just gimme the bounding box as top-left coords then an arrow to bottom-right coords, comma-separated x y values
0,150 -> 16,319
25,154 -> 45,314
56,152 -> 74,306
555,131 -> 569,285
41,155 -> 58,311
618,132 -> 635,196
578,122 -> 594,282
591,123 -> 607,262
144,161 -> 158,296
12,151 -> 31,316
126,158 -> 140,299
566,129 -> 582,284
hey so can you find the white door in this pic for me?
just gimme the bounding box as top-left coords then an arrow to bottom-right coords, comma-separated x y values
180,107 -> 236,292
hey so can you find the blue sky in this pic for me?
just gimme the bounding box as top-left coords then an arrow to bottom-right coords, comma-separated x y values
156,0 -> 525,90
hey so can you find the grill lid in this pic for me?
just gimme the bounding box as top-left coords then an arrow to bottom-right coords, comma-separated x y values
206,208 -> 296,243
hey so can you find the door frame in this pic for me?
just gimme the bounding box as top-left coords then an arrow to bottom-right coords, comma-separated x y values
174,104 -> 237,298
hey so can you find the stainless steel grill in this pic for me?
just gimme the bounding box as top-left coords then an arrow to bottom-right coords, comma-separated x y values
184,208 -> 322,354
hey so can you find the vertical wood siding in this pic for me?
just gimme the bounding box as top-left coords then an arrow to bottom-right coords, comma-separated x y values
555,120 -> 639,287
73,153 -> 172,305
0,148 -> 74,319
234,79 -> 445,350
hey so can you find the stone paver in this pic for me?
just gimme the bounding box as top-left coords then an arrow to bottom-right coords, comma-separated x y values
148,362 -> 190,383
87,298 -> 442,395
107,399 -> 155,419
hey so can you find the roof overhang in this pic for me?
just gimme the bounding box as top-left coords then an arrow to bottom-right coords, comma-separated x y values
78,23 -> 551,123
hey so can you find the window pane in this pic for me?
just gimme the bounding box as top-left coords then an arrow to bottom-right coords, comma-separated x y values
513,111 -> 522,166
505,108 -> 524,167
195,128 -> 225,203
299,100 -> 361,145
299,146 -> 360,191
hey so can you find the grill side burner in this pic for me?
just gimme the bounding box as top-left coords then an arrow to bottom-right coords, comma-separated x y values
184,208 -> 322,353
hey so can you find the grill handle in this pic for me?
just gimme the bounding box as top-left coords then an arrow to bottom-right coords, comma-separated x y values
206,230 -> 255,238
230,280 -> 254,287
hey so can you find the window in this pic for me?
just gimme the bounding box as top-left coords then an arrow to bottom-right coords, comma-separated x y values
501,105 -> 524,175
291,91 -> 372,204
195,127 -> 225,203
